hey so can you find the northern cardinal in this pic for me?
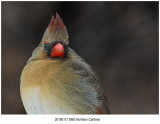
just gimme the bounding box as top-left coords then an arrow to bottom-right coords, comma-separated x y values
20,13 -> 110,114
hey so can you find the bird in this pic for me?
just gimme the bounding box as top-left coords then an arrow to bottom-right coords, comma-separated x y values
20,13 -> 110,114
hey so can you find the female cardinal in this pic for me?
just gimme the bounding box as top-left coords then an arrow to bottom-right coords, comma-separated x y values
20,13 -> 110,114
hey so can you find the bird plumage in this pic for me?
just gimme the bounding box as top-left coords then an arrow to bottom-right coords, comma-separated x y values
20,13 -> 110,114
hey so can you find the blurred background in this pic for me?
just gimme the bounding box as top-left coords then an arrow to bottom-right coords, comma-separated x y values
1,2 -> 158,114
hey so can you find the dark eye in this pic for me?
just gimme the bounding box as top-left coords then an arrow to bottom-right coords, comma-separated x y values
44,44 -> 48,50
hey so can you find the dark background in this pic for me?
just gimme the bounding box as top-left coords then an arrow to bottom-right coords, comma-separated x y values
1,2 -> 159,114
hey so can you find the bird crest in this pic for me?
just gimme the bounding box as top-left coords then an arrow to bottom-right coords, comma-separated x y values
41,13 -> 69,45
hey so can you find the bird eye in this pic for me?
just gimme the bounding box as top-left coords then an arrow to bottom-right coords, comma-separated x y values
44,44 -> 48,50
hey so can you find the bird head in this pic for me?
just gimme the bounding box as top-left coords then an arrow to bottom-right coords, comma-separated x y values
40,13 -> 69,59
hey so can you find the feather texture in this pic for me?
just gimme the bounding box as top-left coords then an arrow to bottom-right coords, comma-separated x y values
20,13 -> 110,114
20,47 -> 110,114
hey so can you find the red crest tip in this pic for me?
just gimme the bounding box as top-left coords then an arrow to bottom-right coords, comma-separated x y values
49,13 -> 66,32
41,13 -> 69,45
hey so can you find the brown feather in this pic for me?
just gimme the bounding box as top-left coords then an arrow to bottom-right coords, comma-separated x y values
20,14 -> 110,114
